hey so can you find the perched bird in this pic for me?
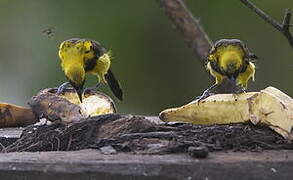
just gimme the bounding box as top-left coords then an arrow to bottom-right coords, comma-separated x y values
57,38 -> 123,102
206,39 -> 257,90
198,39 -> 258,100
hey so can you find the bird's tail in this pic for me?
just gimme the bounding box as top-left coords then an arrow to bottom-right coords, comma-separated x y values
105,69 -> 123,101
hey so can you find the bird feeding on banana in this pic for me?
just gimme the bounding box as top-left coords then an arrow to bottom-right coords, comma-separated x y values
57,38 -> 123,102
199,39 -> 258,99
160,39 -> 293,139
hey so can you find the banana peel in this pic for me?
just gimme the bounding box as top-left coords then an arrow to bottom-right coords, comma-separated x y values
159,87 -> 293,140
0,88 -> 116,127
28,88 -> 117,124
0,103 -> 37,127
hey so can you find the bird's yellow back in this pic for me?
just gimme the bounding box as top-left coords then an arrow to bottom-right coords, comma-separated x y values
59,40 -> 85,87
58,38 -> 123,101
213,45 -> 244,73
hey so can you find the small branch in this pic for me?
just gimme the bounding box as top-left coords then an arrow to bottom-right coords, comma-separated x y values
158,0 -> 213,64
119,131 -> 176,140
240,0 -> 293,48
240,0 -> 282,31
282,9 -> 293,46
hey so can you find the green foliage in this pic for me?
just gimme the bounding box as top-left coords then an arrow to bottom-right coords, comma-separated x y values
0,0 -> 291,114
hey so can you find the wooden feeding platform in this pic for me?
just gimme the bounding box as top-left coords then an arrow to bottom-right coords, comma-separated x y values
0,149 -> 292,180
0,115 -> 293,180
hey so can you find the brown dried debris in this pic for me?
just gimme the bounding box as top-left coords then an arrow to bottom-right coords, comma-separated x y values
2,115 -> 292,155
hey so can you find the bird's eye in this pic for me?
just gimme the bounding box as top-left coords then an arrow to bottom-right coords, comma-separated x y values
85,50 -> 90,53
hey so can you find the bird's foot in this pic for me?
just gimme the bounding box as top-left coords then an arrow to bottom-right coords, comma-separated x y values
195,84 -> 218,102
232,86 -> 246,98
195,90 -> 215,102
95,82 -> 101,89
235,87 -> 246,94
56,82 -> 71,95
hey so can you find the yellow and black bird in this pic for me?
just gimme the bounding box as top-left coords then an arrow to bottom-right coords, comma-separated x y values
57,38 -> 123,102
200,39 -> 258,98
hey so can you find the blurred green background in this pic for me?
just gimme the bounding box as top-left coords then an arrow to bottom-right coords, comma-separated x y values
0,0 -> 292,115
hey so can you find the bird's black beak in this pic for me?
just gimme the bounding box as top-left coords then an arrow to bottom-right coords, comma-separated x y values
229,76 -> 236,83
227,75 -> 237,86
76,87 -> 84,103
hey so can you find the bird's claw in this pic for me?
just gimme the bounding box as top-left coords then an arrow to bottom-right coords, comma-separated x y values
56,82 -> 71,95
196,83 -> 246,103
196,92 -> 215,102
95,82 -> 101,89
195,84 -> 218,102
235,87 -> 246,94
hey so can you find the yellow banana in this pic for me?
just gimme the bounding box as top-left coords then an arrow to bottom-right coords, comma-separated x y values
56,88 -> 116,117
159,87 -> 293,139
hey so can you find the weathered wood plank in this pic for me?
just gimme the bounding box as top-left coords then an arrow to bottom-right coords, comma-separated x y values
0,149 -> 292,180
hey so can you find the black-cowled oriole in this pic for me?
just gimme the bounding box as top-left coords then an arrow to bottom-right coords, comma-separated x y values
57,38 -> 123,102
199,39 -> 258,99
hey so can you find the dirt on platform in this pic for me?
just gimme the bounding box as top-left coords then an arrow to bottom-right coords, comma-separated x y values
1,114 -> 292,158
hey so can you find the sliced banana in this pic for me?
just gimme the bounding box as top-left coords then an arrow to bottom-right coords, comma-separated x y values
159,87 -> 293,139
57,88 -> 117,117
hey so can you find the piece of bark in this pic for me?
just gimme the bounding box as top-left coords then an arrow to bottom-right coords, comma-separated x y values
97,115 -> 155,139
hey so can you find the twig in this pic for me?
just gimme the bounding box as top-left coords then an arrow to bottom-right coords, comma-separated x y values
119,131 -> 176,140
0,142 -> 6,153
158,0 -> 212,64
66,135 -> 72,151
240,0 -> 293,48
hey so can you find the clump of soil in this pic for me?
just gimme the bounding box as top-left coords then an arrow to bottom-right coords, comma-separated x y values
2,114 -> 292,157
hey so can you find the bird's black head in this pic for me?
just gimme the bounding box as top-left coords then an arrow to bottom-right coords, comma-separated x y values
69,80 -> 85,103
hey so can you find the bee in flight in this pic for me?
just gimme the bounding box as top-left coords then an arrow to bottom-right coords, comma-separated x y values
42,27 -> 55,39
200,39 -> 258,99
57,38 -> 123,102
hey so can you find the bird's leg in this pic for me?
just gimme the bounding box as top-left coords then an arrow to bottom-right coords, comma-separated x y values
95,82 -> 101,89
195,84 -> 218,101
56,82 -> 71,95
84,82 -> 102,93
232,86 -> 246,98
235,86 -> 246,94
